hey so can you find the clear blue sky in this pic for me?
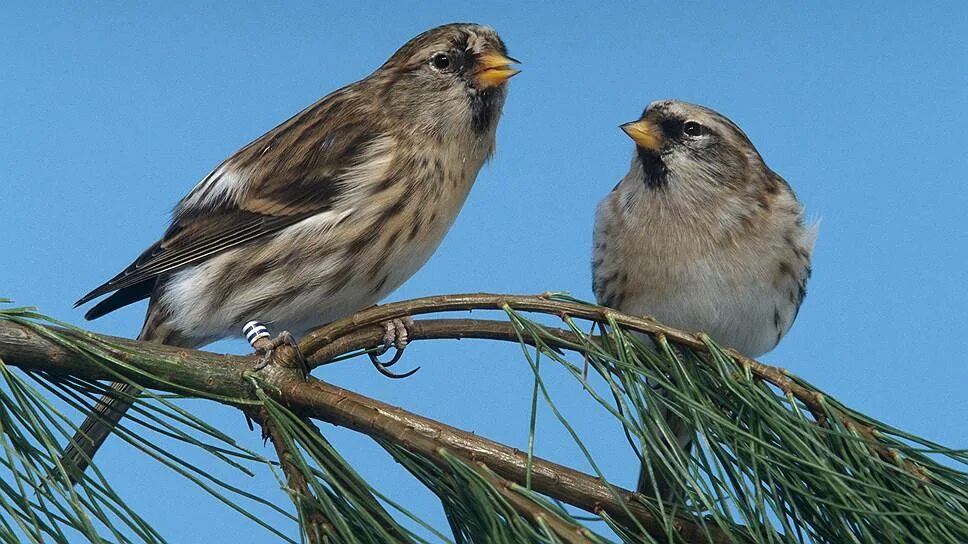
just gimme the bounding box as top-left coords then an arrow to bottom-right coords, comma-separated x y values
2,3 -> 966,542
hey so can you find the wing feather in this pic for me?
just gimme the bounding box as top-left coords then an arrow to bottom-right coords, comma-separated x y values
76,88 -> 382,317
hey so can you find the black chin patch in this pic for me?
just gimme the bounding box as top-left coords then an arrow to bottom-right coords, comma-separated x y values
637,147 -> 668,188
471,88 -> 497,134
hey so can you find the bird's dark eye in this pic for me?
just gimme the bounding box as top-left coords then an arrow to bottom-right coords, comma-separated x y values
430,53 -> 451,70
683,121 -> 704,137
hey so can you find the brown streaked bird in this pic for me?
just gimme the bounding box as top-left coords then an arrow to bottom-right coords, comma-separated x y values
592,100 -> 815,501
66,23 -> 519,480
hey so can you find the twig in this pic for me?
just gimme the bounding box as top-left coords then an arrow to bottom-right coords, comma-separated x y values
310,318 -> 582,367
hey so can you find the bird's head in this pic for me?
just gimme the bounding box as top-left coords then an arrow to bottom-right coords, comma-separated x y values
373,23 -> 519,136
620,100 -> 764,192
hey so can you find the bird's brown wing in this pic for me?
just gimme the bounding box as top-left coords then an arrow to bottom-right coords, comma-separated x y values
76,96 -> 381,318
76,211 -> 314,311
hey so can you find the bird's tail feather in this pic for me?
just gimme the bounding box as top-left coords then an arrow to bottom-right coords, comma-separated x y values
636,400 -> 694,503
61,316 -> 199,485
61,381 -> 141,483
628,333 -> 696,502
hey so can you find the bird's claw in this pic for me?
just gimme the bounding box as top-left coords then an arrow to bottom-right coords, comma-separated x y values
251,330 -> 310,380
368,317 -> 419,379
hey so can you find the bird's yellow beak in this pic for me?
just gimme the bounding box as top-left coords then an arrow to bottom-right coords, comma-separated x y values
620,119 -> 663,151
474,52 -> 520,88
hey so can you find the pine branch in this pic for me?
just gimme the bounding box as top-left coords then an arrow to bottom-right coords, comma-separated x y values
0,313 -> 736,543
468,462 -> 600,544
246,406 -> 333,542
1,295 -> 964,543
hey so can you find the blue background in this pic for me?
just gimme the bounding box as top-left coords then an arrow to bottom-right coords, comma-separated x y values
2,3 -> 966,542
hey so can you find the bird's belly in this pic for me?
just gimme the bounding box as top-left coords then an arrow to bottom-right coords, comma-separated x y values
621,261 -> 785,357
159,198 -> 463,343
269,211 -> 457,335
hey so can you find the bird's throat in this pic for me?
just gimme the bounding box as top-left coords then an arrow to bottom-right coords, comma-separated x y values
637,148 -> 668,189
470,88 -> 501,135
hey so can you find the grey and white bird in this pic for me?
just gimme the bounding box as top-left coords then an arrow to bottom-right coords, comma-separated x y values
591,100 -> 815,500
66,23 -> 518,479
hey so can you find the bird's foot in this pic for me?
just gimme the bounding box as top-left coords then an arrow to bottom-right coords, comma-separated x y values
383,316 -> 414,353
244,321 -> 309,379
368,317 -> 419,379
